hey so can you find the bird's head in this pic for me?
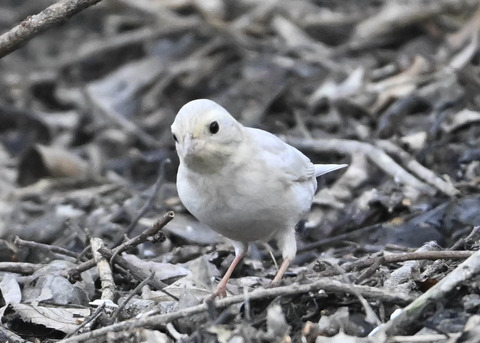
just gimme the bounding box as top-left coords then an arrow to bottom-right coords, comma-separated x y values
171,99 -> 244,173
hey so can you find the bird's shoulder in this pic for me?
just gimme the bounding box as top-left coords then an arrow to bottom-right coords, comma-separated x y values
244,127 -> 315,182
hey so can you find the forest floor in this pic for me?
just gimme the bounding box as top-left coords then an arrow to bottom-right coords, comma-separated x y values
1,1 -> 480,342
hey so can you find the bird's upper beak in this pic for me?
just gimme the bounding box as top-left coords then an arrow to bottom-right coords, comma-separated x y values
182,133 -> 204,158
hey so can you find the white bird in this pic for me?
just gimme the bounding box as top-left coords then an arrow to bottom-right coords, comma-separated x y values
171,99 -> 347,297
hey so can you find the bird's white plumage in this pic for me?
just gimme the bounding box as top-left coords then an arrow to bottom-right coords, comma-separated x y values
171,99 -> 346,293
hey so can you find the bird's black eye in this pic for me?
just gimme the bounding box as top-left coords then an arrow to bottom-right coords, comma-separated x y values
172,133 -> 178,142
209,121 -> 219,134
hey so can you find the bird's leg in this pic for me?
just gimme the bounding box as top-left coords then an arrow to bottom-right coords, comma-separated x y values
269,228 -> 296,286
271,257 -> 291,284
214,253 -> 245,298
212,241 -> 247,298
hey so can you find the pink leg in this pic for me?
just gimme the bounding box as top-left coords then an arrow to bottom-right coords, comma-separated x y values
270,228 -> 296,286
213,253 -> 245,298
271,257 -> 291,285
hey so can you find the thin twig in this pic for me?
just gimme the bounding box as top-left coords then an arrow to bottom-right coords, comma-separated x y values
75,245 -> 91,263
450,226 -> 480,250
67,212 -> 174,282
125,159 -> 170,237
68,259 -> 97,283
0,0 -> 103,59
111,211 -> 173,263
356,256 -> 385,283
64,302 -> 106,339
14,236 -> 80,259
109,272 -> 156,324
331,263 -> 381,326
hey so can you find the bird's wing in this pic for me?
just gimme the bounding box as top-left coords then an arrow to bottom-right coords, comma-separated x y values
314,164 -> 348,177
246,128 -> 315,182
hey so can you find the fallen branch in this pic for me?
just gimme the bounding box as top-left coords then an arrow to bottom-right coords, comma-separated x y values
91,238 -> 115,302
343,250 -> 473,272
58,278 -> 413,342
387,333 -> 460,342
371,249 -> 480,336
375,139 -> 459,197
0,262 -> 44,274
0,0 -> 104,59
14,236 -> 81,260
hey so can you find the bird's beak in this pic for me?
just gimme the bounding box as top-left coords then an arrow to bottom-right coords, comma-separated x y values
183,133 -> 203,157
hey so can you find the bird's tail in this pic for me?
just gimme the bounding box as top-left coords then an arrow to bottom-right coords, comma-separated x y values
314,164 -> 348,177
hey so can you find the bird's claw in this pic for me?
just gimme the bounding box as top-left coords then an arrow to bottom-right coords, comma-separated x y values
266,280 -> 279,289
209,284 -> 227,299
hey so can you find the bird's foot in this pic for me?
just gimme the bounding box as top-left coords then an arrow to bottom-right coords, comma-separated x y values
266,280 -> 280,289
209,283 -> 227,299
